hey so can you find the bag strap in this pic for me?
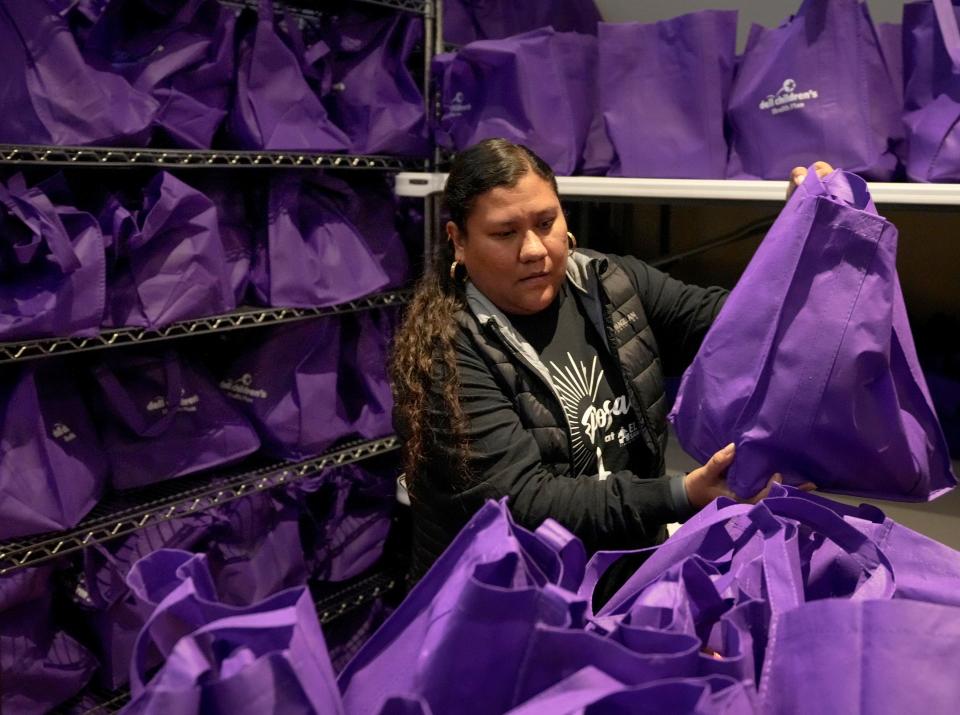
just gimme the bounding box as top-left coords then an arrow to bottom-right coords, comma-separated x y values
95,353 -> 184,438
0,182 -> 82,273
934,0 -> 960,69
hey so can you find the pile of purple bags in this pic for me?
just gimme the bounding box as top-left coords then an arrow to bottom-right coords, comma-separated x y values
103,486 -> 960,714
0,0 -> 429,154
435,0 -> 960,182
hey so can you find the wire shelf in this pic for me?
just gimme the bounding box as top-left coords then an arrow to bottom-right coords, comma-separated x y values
0,436 -> 399,575
0,290 -> 411,364
0,144 -> 429,171
223,0 -> 428,18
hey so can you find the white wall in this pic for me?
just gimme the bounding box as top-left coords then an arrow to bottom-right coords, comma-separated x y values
595,0 -> 909,49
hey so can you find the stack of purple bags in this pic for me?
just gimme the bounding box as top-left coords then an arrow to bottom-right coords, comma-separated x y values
0,0 -> 429,154
436,0 -> 960,183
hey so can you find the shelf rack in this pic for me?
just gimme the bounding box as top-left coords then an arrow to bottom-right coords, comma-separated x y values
394,172 -> 960,207
0,436 -> 399,575
0,144 -> 429,171
0,290 -> 411,365
223,0 -> 428,17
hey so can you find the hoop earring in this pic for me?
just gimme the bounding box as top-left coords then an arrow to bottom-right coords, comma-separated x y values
449,260 -> 465,283
567,231 -> 577,250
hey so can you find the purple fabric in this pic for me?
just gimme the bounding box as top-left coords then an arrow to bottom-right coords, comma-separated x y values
443,0 -> 601,46
904,0 -> 960,181
73,516 -> 212,689
0,364 -> 106,539
93,350 -> 260,489
1,567 -> 99,715
761,598 -> 960,714
434,27 -> 611,176
338,499 -> 590,714
203,492 -> 308,606
726,0 -> 901,180
80,0 -> 235,148
314,9 -> 429,156
598,12 -> 737,179
217,317 -> 350,460
293,462 -> 396,582
0,174 -> 106,341
0,0 -> 157,145
227,0 -> 349,151
100,172 -> 235,328
669,168 -> 957,500
250,173 -> 390,308
340,307 -> 399,442
122,549 -> 343,715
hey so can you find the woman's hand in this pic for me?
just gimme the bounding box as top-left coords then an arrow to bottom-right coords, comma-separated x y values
683,443 -> 814,509
786,161 -> 835,199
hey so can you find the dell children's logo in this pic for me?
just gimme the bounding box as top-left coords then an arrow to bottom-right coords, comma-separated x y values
448,91 -> 472,117
220,373 -> 268,403
52,422 -> 77,443
758,78 -> 819,115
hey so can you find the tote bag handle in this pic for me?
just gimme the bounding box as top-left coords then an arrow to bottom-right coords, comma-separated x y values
934,0 -> 960,69
0,182 -> 82,274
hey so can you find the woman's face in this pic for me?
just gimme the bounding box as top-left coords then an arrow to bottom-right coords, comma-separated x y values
449,172 -> 569,316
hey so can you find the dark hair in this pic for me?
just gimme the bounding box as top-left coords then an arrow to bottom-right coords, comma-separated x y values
390,139 -> 558,493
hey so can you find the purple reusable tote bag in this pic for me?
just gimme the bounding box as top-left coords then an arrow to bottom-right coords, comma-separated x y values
122,550 -> 344,715
99,172 -> 235,328
339,306 -> 400,441
904,0 -> 960,181
1,567 -> 99,715
0,365 -> 106,539
669,168 -> 957,500
726,0 -> 901,180
315,8 -> 430,157
218,317 -> 352,460
227,0 -> 349,151
81,0 -> 236,149
0,174 -> 106,341
434,28 -> 601,176
0,0 -> 157,145
93,350 -> 261,489
761,598 -> 960,714
597,12 -> 738,179
251,173 -> 389,308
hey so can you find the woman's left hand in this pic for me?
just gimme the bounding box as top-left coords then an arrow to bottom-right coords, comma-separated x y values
786,161 -> 835,199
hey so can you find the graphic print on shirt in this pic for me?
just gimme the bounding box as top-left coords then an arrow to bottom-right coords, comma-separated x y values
549,353 -> 638,480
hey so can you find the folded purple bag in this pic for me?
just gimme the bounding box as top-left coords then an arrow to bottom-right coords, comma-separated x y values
293,462 -> 396,582
218,317 -> 350,460
0,0 -> 157,145
73,516 -> 213,689
93,350 -> 261,489
0,174 -> 106,341
0,364 -> 106,539
99,171 -> 235,328
227,0 -> 349,151
669,168 -> 957,500
122,549 -> 344,715
251,173 -> 390,308
434,27 -> 610,176
726,0 -> 901,180
904,0 -> 960,181
203,492 -> 308,606
443,0 -> 601,45
314,8 -> 429,156
81,0 -> 235,148
597,12 -> 737,179
340,307 -> 399,442
1,567 -> 99,715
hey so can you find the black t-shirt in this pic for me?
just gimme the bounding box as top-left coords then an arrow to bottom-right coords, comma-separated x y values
506,282 -> 647,479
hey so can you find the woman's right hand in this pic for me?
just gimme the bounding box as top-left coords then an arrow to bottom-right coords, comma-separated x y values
683,443 -> 797,509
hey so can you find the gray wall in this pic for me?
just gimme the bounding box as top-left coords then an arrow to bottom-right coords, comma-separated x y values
595,0 -> 909,50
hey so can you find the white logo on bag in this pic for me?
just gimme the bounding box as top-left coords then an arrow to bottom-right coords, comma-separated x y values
146,389 -> 200,413
448,91 -> 472,117
219,373 -> 268,403
758,78 -> 819,115
52,422 -> 77,443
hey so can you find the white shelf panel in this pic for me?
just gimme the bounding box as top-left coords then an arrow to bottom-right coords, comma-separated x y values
394,173 -> 960,206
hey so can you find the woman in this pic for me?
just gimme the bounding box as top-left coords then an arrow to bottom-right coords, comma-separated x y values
392,138 -> 826,582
